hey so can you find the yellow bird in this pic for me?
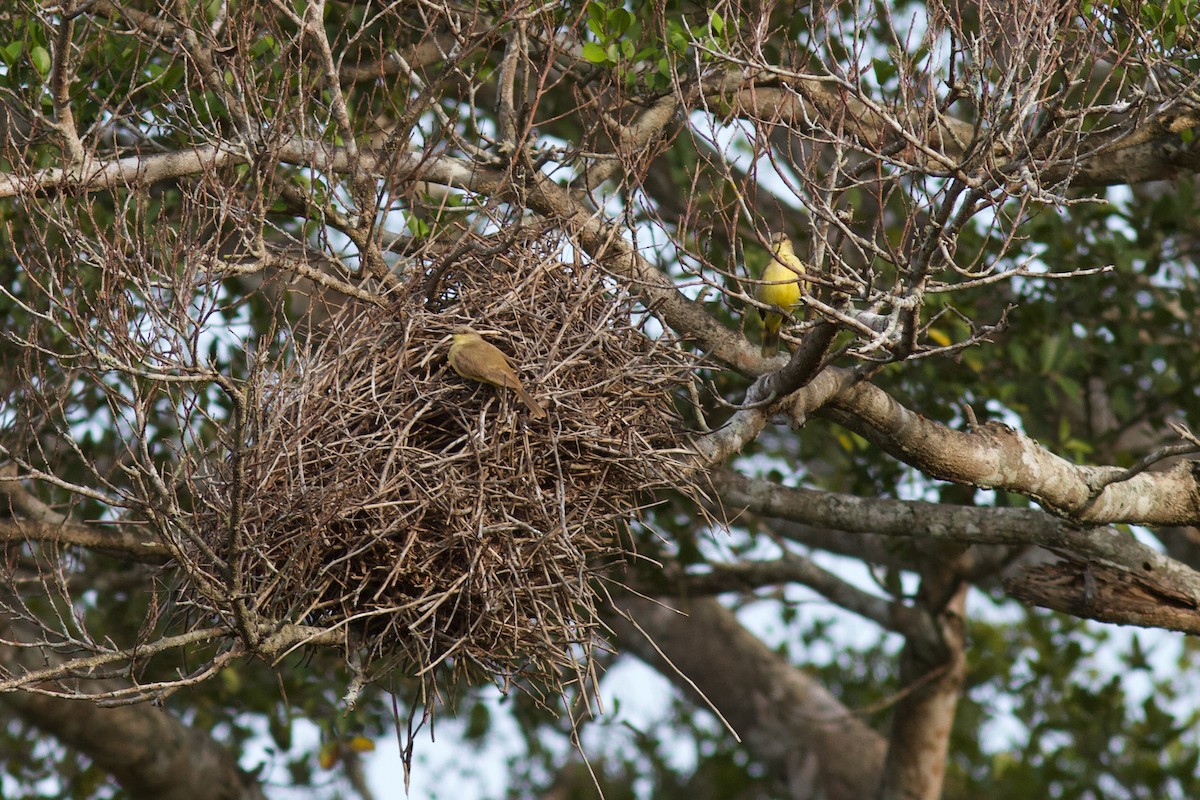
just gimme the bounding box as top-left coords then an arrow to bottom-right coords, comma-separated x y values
757,233 -> 807,357
448,331 -> 547,418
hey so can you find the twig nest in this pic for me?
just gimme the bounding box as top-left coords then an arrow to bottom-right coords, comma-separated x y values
188,230 -> 698,692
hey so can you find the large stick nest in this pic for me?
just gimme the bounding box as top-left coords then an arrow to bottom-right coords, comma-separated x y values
188,229 -> 699,691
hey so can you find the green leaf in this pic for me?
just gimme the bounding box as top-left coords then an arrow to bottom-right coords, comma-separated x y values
1,40 -> 23,66
1038,335 -> 1062,374
667,20 -> 689,54
250,35 -> 278,59
30,45 -> 51,77
608,8 -> 632,35
405,215 -> 431,238
709,10 -> 725,35
581,41 -> 609,64
587,0 -> 607,33
872,57 -> 896,85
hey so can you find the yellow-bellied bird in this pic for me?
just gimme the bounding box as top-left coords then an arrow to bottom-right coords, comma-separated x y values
448,331 -> 547,418
757,233 -> 807,357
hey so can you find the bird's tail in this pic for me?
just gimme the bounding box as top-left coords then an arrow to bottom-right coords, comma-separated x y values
761,312 -> 782,357
514,386 -> 547,418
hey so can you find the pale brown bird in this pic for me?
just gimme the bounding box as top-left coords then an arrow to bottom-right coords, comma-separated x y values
448,331 -> 547,418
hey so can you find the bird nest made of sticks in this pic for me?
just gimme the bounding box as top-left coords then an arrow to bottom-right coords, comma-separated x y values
186,230 -> 700,694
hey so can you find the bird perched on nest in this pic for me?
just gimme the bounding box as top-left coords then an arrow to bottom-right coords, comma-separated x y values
757,233 -> 809,357
448,330 -> 547,418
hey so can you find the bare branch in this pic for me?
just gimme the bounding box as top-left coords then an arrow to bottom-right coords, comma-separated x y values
672,551 -> 899,631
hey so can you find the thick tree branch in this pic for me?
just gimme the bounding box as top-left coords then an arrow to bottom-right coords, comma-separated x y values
820,383 -> 1200,526
610,594 -> 886,800
1158,526 -> 1200,572
579,93 -> 680,190
0,688 -> 265,800
0,145 -> 243,198
0,603 -> 263,800
0,519 -> 165,560
1005,559 -> 1200,635
878,577 -> 967,800
1,465 -> 165,559
715,470 -> 1200,607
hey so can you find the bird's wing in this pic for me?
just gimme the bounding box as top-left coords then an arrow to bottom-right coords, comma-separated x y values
459,344 -> 521,388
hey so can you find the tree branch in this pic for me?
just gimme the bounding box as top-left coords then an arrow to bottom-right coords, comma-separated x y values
670,552 -> 903,632
820,384 -> 1200,526
1005,558 -> 1200,635
0,465 -> 165,560
0,687 -> 265,800
878,576 -> 967,800
610,594 -> 886,800
714,469 -> 1200,607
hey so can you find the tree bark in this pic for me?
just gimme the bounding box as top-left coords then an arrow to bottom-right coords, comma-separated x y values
877,574 -> 968,800
612,595 -> 887,800
0,690 -> 265,800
